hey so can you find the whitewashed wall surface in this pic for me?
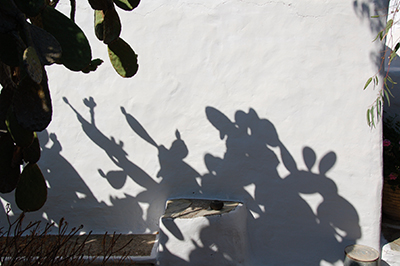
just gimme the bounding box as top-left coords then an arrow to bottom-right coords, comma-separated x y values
0,0 -> 387,265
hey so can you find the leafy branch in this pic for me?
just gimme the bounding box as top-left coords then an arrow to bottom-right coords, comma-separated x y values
365,2 -> 400,127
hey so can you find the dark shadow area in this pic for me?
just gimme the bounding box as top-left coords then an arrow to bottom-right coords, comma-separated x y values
59,97 -> 156,232
62,97 -> 203,232
36,98 -> 360,265
0,129 -> 107,229
192,107 -> 360,265
129,106 -> 360,265
0,128 -> 150,234
36,130 -> 106,224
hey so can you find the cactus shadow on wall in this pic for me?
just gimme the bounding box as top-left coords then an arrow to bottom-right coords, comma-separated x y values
63,97 -> 164,232
157,107 -> 361,265
58,98 -> 360,265
0,129 -> 103,228
0,128 -> 148,233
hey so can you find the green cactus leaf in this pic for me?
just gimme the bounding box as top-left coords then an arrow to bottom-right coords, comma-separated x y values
0,133 -> 20,193
41,6 -> 92,71
15,163 -> 47,212
94,10 -> 104,41
23,132 -> 40,164
12,71 -> 52,132
113,0 -> 140,11
103,8 -> 121,44
23,46 -> 43,84
108,38 -> 138,78
0,32 -> 21,67
29,23 -> 62,65
14,0 -> 45,17
6,108 -> 34,148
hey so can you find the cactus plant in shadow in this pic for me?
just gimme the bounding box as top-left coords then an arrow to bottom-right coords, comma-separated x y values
0,0 -> 140,212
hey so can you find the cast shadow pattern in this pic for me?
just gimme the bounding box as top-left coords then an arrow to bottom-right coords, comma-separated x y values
14,97 -> 359,265
158,107 -> 361,265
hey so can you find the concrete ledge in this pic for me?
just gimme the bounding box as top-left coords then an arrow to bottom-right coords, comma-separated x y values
163,198 -> 241,219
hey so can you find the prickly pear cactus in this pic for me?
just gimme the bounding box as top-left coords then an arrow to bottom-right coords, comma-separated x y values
0,0 -> 140,212
15,163 -> 47,212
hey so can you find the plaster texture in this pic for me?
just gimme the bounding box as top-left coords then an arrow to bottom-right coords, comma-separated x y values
0,0 -> 387,265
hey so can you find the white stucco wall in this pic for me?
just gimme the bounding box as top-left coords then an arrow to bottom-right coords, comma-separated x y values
1,0 -> 386,265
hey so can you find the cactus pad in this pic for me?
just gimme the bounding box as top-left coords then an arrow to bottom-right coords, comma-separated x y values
6,108 -> 34,148
113,0 -> 140,11
94,10 -> 105,41
29,23 -> 62,66
108,38 -> 138,78
14,0 -> 45,17
0,133 -> 20,193
15,163 -> 47,212
88,0 -> 113,11
12,71 -> 52,132
23,132 -> 41,164
0,32 -> 20,67
41,6 -> 92,71
103,8 -> 121,44
23,46 -> 43,84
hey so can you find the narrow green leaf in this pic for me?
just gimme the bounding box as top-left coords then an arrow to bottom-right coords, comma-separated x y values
371,15 -> 380,18
387,86 -> 394,97
387,75 -> 397,85
377,99 -> 381,118
374,30 -> 384,42
385,89 -> 391,106
364,77 -> 373,90
386,19 -> 394,34
390,51 -> 397,63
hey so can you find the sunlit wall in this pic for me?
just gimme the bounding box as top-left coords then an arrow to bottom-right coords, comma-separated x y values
1,1 -> 386,265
